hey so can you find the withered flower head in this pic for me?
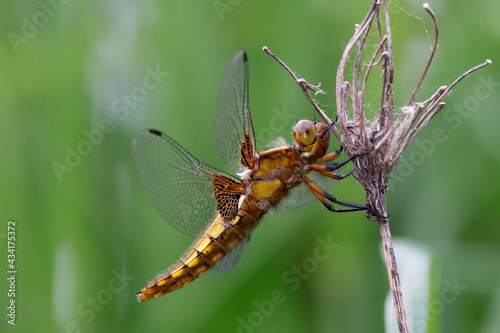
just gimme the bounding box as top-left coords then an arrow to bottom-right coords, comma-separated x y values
333,2 -> 491,219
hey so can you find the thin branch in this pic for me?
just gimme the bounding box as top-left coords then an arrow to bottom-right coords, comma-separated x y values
262,46 -> 339,138
337,3 -> 379,128
404,3 -> 439,107
379,217 -> 408,333
380,0 -> 395,131
404,58 -> 492,146
420,59 -> 492,120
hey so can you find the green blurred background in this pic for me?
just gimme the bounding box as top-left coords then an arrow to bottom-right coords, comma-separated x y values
1,0 -> 499,332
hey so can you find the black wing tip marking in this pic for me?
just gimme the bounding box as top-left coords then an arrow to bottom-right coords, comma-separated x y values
241,51 -> 248,62
148,129 -> 163,137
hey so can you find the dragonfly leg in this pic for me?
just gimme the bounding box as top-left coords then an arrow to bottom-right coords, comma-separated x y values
308,164 -> 351,180
323,192 -> 369,212
302,176 -> 368,213
317,116 -> 338,139
311,150 -> 369,179
324,191 -> 386,217
315,146 -> 342,163
320,150 -> 368,167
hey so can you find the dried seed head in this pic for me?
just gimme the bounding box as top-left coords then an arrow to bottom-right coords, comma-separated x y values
263,2 -> 490,217
332,2 -> 490,216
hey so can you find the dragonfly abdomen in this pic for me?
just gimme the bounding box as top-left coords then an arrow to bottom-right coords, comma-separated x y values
136,209 -> 263,301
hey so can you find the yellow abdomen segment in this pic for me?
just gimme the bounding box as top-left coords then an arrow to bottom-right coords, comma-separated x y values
137,210 -> 261,301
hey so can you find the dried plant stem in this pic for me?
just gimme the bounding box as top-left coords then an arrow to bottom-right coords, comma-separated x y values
263,45 -> 409,333
337,2 -> 409,331
379,216 -> 408,333
399,59 -> 492,154
405,3 -> 439,106
263,1 -> 491,331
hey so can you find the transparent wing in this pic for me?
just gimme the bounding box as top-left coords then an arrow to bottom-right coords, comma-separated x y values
211,236 -> 250,275
213,51 -> 256,173
132,129 -> 242,237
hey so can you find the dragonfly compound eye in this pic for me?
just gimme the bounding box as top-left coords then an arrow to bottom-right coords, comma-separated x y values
293,120 -> 316,146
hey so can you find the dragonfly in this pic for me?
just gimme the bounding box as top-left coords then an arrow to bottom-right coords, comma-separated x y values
132,51 -> 369,302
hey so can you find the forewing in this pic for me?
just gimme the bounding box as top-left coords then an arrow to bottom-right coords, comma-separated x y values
213,51 -> 256,173
211,236 -> 250,275
132,129 -> 242,237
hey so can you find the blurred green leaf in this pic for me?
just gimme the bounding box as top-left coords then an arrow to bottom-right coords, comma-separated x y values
1,1 -> 499,332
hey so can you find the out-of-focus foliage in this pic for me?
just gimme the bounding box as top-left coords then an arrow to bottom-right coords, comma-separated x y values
0,1 -> 499,332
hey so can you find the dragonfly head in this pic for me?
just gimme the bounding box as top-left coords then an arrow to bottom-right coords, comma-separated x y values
293,120 -> 317,146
